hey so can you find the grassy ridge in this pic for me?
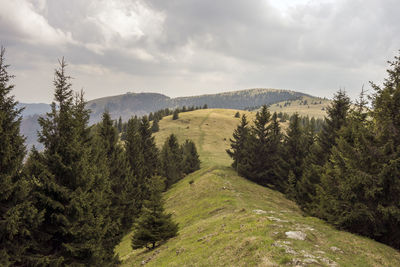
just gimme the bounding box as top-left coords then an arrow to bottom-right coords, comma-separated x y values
117,109 -> 400,266
269,96 -> 330,119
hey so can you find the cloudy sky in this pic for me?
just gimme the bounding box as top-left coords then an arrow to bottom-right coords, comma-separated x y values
1,0 -> 399,103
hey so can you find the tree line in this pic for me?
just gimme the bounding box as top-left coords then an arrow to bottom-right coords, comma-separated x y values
0,49 -> 200,266
114,103 -> 208,136
227,52 -> 400,249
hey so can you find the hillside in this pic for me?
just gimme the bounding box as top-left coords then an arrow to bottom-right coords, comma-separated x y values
268,96 -> 331,119
86,88 -> 308,123
117,109 -> 400,266
19,88 -> 311,149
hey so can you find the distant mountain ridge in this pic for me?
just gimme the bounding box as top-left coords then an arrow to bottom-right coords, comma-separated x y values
87,88 -> 310,123
19,88 -> 311,149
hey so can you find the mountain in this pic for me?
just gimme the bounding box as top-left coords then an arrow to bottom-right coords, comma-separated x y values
18,88 -> 313,149
117,109 -> 400,266
87,88 -> 309,123
17,102 -> 51,117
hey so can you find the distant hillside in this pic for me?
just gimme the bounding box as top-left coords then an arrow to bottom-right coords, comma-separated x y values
18,88 -> 313,148
17,102 -> 50,117
268,95 -> 331,119
87,88 -> 309,123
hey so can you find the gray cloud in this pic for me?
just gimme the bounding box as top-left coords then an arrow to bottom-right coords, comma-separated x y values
0,0 -> 399,103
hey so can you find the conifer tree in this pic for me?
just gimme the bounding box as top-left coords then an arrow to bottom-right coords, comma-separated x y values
316,90 -> 378,234
126,116 -> 144,179
98,111 -> 138,233
160,134 -> 183,188
234,111 -> 240,118
368,53 -> 400,248
239,107 -> 285,190
125,116 -> 147,206
28,59 -> 115,265
181,139 -> 201,174
172,109 -> 179,120
297,90 -> 351,211
117,116 -> 123,133
0,47 -> 41,266
226,114 -> 249,172
283,113 -> 309,200
131,177 -> 178,250
140,116 -> 159,178
151,117 -> 160,133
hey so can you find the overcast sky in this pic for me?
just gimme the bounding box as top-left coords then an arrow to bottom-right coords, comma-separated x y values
1,0 -> 399,103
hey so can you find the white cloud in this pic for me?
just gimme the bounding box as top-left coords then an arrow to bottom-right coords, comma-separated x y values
0,0 -> 74,45
1,0 -> 399,102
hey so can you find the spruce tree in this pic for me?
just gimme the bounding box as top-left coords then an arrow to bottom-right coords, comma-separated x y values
226,114 -> 249,172
239,107 -> 285,190
316,91 -> 378,234
28,59 -> 115,265
172,109 -> 179,120
283,113 -> 309,200
151,117 -> 160,133
131,177 -> 178,250
181,139 -> 201,174
368,53 -> 400,248
160,134 -> 183,188
125,116 -> 147,208
0,47 -> 42,266
140,116 -> 159,178
297,90 -> 351,212
117,116 -> 123,133
98,111 -> 138,234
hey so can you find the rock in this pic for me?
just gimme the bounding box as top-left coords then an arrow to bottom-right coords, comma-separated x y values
272,241 -> 297,255
267,216 -> 289,223
330,246 -> 343,253
253,209 -> 267,214
303,258 -> 319,264
285,231 -> 307,240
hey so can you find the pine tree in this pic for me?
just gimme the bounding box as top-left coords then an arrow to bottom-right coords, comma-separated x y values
140,116 -> 159,178
368,53 -> 400,248
28,59 -> 115,265
226,114 -> 249,172
125,116 -> 147,207
0,47 -> 42,266
239,107 -> 285,190
117,116 -> 123,133
98,111 -> 138,233
234,111 -> 240,118
160,134 -> 183,188
283,113 -> 309,200
240,106 -> 270,185
172,109 -> 179,120
151,117 -> 160,133
131,177 -> 178,250
181,139 -> 201,174
297,90 -> 351,211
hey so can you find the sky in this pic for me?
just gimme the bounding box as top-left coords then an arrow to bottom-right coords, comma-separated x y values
0,0 -> 399,103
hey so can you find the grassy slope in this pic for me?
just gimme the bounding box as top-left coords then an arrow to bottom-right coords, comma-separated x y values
269,96 -> 331,119
117,109 -> 400,266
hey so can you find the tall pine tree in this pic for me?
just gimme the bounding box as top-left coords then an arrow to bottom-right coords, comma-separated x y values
181,139 -> 201,174
160,134 -> 183,189
27,59 -> 115,265
0,47 -> 42,266
226,114 -> 249,172
297,90 -> 351,212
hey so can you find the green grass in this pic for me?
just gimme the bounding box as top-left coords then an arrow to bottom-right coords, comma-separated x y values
117,109 -> 400,266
